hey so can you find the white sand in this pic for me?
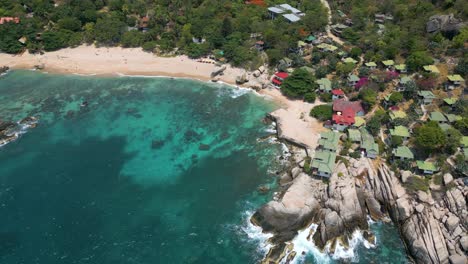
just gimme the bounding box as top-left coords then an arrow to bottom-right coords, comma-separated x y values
0,45 -> 245,83
260,88 -> 327,150
1,45 -> 326,150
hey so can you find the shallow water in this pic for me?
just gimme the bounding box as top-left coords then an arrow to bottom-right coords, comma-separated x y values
0,71 -> 408,263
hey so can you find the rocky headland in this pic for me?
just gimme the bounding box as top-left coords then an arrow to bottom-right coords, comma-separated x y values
252,149 -> 467,264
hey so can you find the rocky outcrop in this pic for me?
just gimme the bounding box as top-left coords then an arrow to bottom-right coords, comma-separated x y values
0,117 -> 38,147
426,14 -> 467,35
254,156 -> 467,264
0,66 -> 9,75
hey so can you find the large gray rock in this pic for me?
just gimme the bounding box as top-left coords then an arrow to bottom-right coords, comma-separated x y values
460,236 -> 468,251
426,14 -> 467,35
446,215 -> 460,232
401,170 -> 412,183
449,254 -> 467,264
444,173 -> 454,185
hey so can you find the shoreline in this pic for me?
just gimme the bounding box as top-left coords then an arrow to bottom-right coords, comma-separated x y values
1,45 -> 325,150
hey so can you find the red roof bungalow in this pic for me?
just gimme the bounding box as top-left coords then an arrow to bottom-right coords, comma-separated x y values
331,89 -> 345,100
245,0 -> 267,6
333,99 -> 364,116
272,72 -> 288,87
333,108 -> 355,131
0,17 -> 20,25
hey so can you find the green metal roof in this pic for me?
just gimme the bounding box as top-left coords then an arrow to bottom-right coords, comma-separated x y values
395,64 -> 406,71
317,43 -> 338,51
316,78 -> 332,91
423,65 -> 440,74
438,123 -> 452,131
382,60 -> 395,66
444,97 -> 458,105
348,74 -> 359,82
416,161 -> 438,172
389,110 -> 407,120
447,74 -> 464,82
429,111 -> 447,122
305,35 -> 316,42
318,131 -> 340,151
461,136 -> 468,147
348,129 -> 361,142
312,151 -> 337,174
400,76 -> 411,84
445,114 -> 462,123
360,128 -> 378,153
392,146 -> 414,159
365,62 -> 377,67
298,41 -> 306,47
389,125 -> 410,138
343,57 -> 357,64
417,90 -> 436,99
354,117 -> 365,127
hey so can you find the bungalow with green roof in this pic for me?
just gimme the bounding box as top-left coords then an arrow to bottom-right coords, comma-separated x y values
279,57 -> 293,67
347,129 -> 361,143
423,65 -> 440,74
395,64 -> 407,73
316,78 -> 332,93
352,116 -> 366,128
445,114 -> 462,123
343,57 -> 358,64
416,160 -> 438,175
389,110 -> 407,120
444,97 -> 458,109
397,76 -> 411,91
382,60 -> 394,69
429,111 -> 447,123
461,136 -> 468,148
348,74 -> 359,86
438,123 -> 452,132
392,146 -> 414,161
318,130 -> 340,152
365,62 -> 377,70
446,74 -> 465,90
390,125 -> 410,141
312,151 -> 337,177
417,90 -> 436,105
317,43 -> 338,52
305,35 -> 316,43
360,128 -> 378,159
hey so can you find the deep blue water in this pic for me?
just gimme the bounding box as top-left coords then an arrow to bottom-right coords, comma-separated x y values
0,71 -> 408,263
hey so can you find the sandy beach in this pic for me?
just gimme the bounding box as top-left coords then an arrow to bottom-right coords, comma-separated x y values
0,45 -> 325,149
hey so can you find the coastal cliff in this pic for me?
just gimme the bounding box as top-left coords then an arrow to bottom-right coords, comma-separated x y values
252,153 -> 467,263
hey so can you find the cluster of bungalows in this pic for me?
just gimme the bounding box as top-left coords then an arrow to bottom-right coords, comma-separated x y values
268,4 -> 304,23
331,99 -> 365,131
311,130 -> 339,177
347,128 -> 379,158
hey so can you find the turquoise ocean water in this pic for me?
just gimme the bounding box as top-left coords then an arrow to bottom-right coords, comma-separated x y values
0,71 -> 407,263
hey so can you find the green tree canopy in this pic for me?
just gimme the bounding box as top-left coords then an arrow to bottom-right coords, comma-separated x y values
310,104 -> 332,121
94,16 -> 126,45
415,121 -> 446,151
281,68 -> 317,98
406,51 -> 433,71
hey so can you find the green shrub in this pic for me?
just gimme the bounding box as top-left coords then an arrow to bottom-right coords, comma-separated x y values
319,93 -> 332,102
404,176 -> 429,193
303,156 -> 312,174
310,104 -> 332,121
304,92 -> 317,103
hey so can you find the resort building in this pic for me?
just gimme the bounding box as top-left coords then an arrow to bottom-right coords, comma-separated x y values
343,57 -> 358,64
392,146 -> 414,161
279,57 -> 293,68
445,114 -> 462,123
444,97 -> 458,110
382,60 -> 395,69
0,17 -> 20,25
332,100 -> 364,131
348,74 -> 360,86
423,65 -> 440,74
397,76 -> 411,91
316,78 -> 332,93
347,129 -> 361,143
272,72 -> 288,87
318,130 -> 341,152
365,62 -> 377,70
446,75 -> 465,90
331,89 -> 345,100
389,125 -> 410,141
360,128 -> 379,159
352,116 -> 366,129
389,110 -> 407,121
429,111 -> 448,123
333,99 -> 365,116
311,151 -> 337,177
268,4 -> 303,23
331,24 -> 349,36
316,43 -> 338,52
416,161 -> 438,175
395,64 -> 407,73
417,90 -> 436,105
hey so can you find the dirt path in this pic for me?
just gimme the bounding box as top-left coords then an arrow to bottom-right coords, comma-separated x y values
319,0 -> 345,45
